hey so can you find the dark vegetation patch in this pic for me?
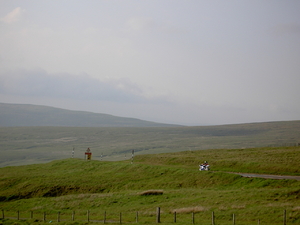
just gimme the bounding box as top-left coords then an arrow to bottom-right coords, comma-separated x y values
42,185 -> 82,197
139,190 -> 164,196
288,189 -> 300,199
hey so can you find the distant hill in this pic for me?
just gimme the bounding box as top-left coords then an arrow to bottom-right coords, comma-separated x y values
0,103 -> 179,127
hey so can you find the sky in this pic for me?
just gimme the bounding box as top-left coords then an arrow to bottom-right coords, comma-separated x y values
0,1 -> 300,126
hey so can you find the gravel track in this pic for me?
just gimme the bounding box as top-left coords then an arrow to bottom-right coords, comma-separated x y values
231,172 -> 300,181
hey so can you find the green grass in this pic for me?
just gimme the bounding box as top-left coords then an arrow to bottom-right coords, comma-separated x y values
0,146 -> 300,224
136,146 -> 300,175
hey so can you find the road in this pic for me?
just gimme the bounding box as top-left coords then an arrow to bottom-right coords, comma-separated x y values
230,172 -> 300,181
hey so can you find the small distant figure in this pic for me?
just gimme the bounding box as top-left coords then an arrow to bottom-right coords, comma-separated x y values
199,161 -> 210,171
85,148 -> 92,160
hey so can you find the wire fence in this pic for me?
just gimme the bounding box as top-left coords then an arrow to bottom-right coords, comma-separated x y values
0,208 -> 292,225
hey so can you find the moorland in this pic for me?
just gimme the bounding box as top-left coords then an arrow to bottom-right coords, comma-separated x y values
1,103 -> 300,224
0,146 -> 299,225
1,120 -> 300,167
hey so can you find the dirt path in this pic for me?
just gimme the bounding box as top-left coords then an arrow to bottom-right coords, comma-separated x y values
230,172 -> 300,181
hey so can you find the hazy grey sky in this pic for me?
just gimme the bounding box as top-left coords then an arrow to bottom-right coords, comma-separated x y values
1,1 -> 300,125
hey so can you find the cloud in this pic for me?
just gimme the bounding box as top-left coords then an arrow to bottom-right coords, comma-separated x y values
270,23 -> 300,36
0,1 -> 299,125
0,7 -> 24,24
0,69 -> 147,103
126,17 -> 156,31
126,16 -> 187,35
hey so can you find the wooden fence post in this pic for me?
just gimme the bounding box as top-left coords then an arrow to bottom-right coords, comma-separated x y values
104,211 -> 106,224
17,210 -> 19,220
87,210 -> 90,223
57,211 -> 60,222
2,209 -> 4,219
192,212 -> 195,224
156,207 -> 161,223
174,211 -> 176,223
136,211 -> 138,223
72,211 -> 75,221
283,209 -> 286,225
43,212 -> 46,222
30,211 -> 33,219
233,213 -> 235,225
212,211 -> 215,225
258,218 -> 260,225
119,212 -> 122,224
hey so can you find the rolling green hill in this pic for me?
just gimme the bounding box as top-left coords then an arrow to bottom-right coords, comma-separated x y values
0,146 -> 299,225
1,120 -> 300,167
0,103 -> 177,127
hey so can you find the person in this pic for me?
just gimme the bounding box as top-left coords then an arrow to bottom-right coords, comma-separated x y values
199,161 -> 209,171
199,164 -> 204,170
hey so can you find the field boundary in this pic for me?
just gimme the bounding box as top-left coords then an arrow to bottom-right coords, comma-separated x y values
1,208 -> 291,225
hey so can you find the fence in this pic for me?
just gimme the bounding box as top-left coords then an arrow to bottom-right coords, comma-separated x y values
1,208 -> 292,224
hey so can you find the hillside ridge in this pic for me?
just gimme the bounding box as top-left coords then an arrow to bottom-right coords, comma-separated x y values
0,102 -> 179,127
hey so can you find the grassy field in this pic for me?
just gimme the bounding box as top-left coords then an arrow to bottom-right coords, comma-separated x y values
0,146 -> 299,224
1,120 -> 300,167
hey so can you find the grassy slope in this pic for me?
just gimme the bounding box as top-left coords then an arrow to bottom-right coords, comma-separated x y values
1,120 -> 300,167
136,146 -> 300,175
0,146 -> 299,224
